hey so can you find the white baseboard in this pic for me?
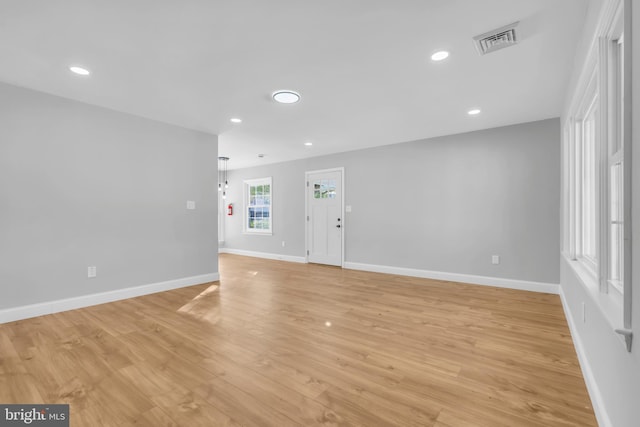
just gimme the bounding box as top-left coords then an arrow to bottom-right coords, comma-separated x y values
0,272 -> 220,324
559,287 -> 612,427
343,262 -> 560,294
219,248 -> 306,263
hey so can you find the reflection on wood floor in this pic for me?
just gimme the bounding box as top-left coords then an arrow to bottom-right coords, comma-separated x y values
0,254 -> 597,426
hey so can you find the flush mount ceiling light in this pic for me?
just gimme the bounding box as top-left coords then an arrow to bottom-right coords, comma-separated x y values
430,51 -> 449,61
272,90 -> 300,104
468,109 -> 481,115
69,66 -> 90,76
304,142 -> 313,146
230,118 -> 242,123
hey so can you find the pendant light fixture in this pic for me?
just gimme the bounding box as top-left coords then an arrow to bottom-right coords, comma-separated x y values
218,156 -> 229,199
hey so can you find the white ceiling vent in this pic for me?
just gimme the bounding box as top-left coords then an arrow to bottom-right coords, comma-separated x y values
473,21 -> 519,55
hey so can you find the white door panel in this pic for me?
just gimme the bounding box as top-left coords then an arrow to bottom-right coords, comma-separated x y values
307,169 -> 342,266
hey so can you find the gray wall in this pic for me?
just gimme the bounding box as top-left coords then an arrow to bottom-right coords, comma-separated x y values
0,83 -> 218,309
223,118 -> 560,284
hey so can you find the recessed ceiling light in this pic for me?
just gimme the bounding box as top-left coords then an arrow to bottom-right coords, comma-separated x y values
468,109 -> 481,115
431,51 -> 449,61
304,142 -> 313,146
69,66 -> 90,76
230,118 -> 242,123
273,90 -> 300,104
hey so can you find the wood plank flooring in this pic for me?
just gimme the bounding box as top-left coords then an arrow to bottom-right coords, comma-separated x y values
0,254 -> 597,426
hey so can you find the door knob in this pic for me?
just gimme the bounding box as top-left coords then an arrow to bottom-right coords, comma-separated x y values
336,224 -> 341,228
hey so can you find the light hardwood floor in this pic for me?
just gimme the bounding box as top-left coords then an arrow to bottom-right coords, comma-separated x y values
0,254 -> 596,426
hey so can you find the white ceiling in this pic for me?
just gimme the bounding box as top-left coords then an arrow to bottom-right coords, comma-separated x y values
0,0 -> 587,169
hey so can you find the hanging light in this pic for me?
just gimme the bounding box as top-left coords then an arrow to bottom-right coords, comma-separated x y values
218,156 -> 229,199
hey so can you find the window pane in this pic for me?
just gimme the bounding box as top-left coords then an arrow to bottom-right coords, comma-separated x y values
612,36 -> 624,154
328,179 -> 336,199
581,104 -> 597,262
610,162 -> 623,284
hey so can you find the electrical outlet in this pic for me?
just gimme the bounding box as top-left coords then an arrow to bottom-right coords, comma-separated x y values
88,266 -> 97,278
186,200 -> 196,210
492,255 -> 500,265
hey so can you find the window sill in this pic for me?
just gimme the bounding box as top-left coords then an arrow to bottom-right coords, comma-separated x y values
243,231 -> 273,236
562,253 -> 624,332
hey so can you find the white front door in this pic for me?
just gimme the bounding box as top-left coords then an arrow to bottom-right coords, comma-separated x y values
306,169 -> 343,266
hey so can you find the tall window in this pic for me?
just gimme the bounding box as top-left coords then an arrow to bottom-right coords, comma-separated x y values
244,177 -> 272,234
579,97 -> 598,271
563,0 -> 629,331
608,34 -> 624,294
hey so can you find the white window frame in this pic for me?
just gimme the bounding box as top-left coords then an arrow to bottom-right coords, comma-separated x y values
567,68 -> 600,282
562,0 -> 631,343
605,28 -> 625,296
243,177 -> 273,235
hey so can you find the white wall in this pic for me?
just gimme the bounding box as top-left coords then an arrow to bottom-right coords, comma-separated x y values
223,118 -> 560,286
0,83 -> 218,313
559,1 -> 640,426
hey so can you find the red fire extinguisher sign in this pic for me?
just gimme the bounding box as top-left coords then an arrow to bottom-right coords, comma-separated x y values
227,203 -> 233,216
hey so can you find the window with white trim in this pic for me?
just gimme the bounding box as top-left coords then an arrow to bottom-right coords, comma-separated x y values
244,177 -> 272,234
567,70 -> 600,279
577,90 -> 599,274
563,0 -> 630,329
607,33 -> 624,294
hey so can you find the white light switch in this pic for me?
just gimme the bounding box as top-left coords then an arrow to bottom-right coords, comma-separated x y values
88,266 -> 97,278
345,205 -> 352,213
186,201 -> 196,210
492,255 -> 500,265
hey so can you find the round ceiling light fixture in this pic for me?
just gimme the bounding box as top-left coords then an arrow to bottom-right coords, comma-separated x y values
272,90 -> 300,104
430,51 -> 449,61
69,66 -> 90,76
468,109 -> 481,115
230,117 -> 242,123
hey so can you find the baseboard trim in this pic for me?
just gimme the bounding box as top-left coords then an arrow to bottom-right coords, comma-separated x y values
219,248 -> 306,264
343,262 -> 560,294
559,287 -> 612,427
0,272 -> 220,324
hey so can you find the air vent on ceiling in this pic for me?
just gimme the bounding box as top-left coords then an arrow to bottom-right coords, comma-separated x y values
473,21 -> 519,55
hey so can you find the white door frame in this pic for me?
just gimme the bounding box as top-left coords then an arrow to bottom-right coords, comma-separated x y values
304,167 -> 345,267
